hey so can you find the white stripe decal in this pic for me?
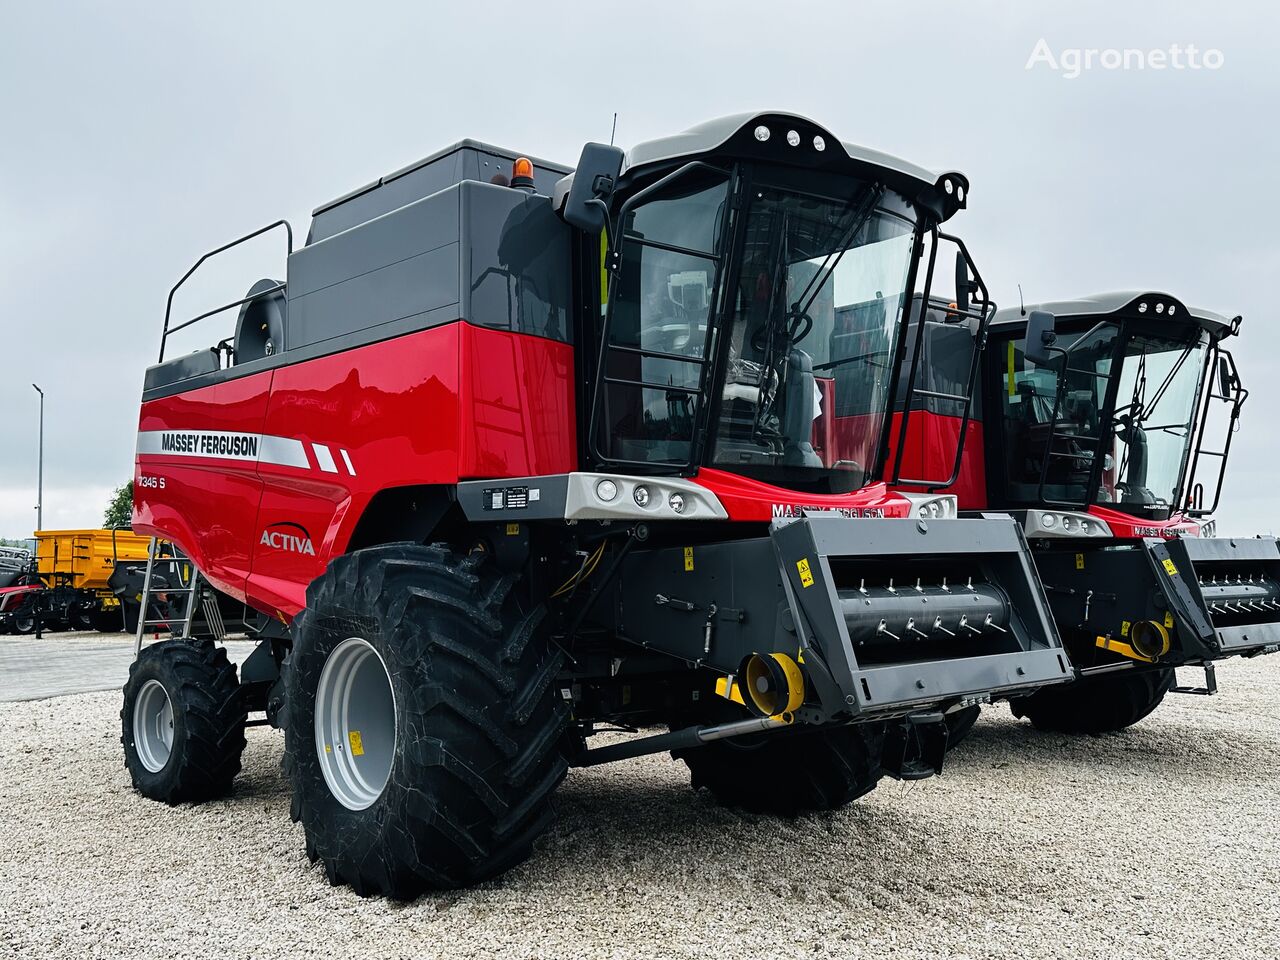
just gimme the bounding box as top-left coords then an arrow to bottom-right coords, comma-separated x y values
259,435 -> 310,470
339,449 -> 356,476
136,430 -> 309,470
312,443 -> 339,474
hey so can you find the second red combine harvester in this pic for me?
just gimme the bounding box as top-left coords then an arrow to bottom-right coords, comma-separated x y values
900,291 -> 1279,738
125,112 -> 1072,898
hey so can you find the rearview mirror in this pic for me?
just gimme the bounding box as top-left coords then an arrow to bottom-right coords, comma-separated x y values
1025,310 -> 1058,366
554,142 -> 624,235
1218,355 -> 1236,396
954,251 -> 971,315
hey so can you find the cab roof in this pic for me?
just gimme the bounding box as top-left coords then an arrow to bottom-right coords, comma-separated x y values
993,291 -> 1238,338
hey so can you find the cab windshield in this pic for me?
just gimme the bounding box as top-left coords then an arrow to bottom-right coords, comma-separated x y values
709,182 -> 916,492
996,322 -> 1207,514
595,166 -> 917,492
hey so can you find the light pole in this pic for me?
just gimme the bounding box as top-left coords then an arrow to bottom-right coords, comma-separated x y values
32,384 -> 43,530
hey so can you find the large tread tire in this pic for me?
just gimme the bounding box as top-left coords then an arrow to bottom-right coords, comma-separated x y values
282,542 -> 571,899
675,721 -> 887,816
121,639 -> 247,803
944,705 -> 982,751
1012,666 -> 1176,734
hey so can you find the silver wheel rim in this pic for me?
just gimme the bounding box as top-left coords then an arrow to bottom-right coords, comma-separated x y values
134,679 -> 175,773
314,637 -> 397,811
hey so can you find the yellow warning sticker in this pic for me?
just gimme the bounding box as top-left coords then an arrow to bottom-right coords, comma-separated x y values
797,557 -> 815,588
1121,620 -> 1131,637
1162,558 -> 1179,577
506,523 -> 520,536
683,546 -> 694,572
348,730 -> 365,757
1164,611 -> 1175,628
1075,553 -> 1085,570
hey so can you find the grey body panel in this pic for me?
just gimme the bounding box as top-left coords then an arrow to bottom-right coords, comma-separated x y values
309,140 -> 571,242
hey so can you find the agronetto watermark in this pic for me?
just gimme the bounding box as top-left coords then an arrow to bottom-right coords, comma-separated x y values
1026,39 -> 1224,80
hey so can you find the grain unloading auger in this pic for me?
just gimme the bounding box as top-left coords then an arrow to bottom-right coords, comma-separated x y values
122,112 -> 1070,898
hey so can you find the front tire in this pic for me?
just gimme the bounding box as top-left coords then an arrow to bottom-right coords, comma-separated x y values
282,543 -> 571,899
121,639 -> 247,803
1012,666 -> 1175,734
675,721 -> 887,816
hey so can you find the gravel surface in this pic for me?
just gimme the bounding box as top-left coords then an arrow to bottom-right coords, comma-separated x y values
1,658 -> 1276,960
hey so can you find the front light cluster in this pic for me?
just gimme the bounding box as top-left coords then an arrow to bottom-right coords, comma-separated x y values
907,495 -> 958,520
754,124 -> 828,154
1029,510 -> 1112,538
1199,519 -> 1217,538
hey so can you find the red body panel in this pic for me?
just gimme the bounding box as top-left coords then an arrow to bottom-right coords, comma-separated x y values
1086,504 -> 1201,539
887,411 -> 987,508
135,321 -> 576,618
0,584 -> 40,613
693,468 -> 914,521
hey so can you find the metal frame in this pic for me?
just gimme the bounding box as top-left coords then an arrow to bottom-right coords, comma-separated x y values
159,220 -> 293,362
889,231 -> 994,490
1185,342 -> 1247,516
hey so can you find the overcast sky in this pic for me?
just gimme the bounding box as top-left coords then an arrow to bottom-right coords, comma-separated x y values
2,1 -> 1277,538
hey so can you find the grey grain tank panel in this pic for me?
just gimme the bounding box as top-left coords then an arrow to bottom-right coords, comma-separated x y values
461,183 -> 572,343
309,140 -> 571,243
287,242 -> 460,351
288,188 -> 462,300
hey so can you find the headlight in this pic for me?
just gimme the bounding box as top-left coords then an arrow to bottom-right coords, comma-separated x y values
1041,513 -> 1057,528
1079,520 -> 1091,534
1061,516 -> 1075,531
1201,520 -> 1217,538
668,493 -> 686,514
595,479 -> 618,502
633,485 -> 650,507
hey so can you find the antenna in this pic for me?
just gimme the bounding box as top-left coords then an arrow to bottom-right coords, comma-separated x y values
1018,283 -> 1026,316
610,112 -> 618,146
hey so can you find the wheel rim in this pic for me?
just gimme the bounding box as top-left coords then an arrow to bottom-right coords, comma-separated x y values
314,637 -> 397,811
133,679 -> 175,773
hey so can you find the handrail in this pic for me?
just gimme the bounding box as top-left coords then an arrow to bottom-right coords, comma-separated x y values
160,219 -> 293,362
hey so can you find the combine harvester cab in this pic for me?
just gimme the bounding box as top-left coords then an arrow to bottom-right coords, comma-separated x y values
901,290 -> 1278,735
127,112 -> 1068,898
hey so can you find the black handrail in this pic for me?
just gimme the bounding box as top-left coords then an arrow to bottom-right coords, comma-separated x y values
160,219 -> 293,362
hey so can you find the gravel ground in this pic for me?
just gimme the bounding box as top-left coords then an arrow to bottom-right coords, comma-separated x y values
1,658 -> 1276,960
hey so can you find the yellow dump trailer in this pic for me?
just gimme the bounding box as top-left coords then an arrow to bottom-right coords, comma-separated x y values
0,528 -> 154,634
34,528 -> 151,591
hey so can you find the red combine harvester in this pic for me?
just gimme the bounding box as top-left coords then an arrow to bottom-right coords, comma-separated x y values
900,291 -> 1279,736
126,113 -> 1072,897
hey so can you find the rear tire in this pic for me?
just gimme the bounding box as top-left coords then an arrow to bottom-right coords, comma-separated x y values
282,543 -> 571,899
11,607 -> 35,635
1012,666 -> 1175,734
121,639 -> 247,803
675,721 -> 886,816
69,605 -> 95,631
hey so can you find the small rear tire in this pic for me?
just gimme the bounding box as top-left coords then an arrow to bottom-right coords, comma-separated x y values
121,639 -> 247,803
675,721 -> 887,816
1012,666 -> 1175,734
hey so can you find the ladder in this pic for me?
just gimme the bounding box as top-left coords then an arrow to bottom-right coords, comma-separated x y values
133,539 -> 212,654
